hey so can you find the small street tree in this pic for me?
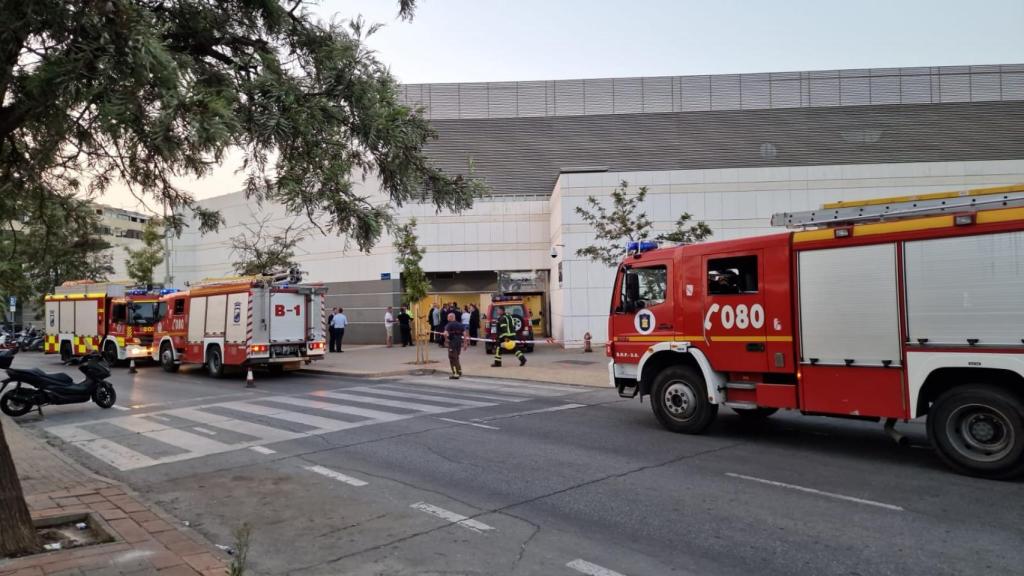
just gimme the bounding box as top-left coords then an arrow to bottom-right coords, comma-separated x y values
394,218 -> 431,306
125,219 -> 165,287
230,214 -> 311,276
575,181 -> 712,267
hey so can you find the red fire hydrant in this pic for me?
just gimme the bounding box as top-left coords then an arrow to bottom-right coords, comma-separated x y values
583,332 -> 593,353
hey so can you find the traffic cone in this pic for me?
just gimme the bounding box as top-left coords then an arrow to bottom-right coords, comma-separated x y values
129,358 -> 137,373
245,368 -> 255,388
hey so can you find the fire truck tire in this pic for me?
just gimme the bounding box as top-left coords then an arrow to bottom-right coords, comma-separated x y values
159,343 -> 179,373
733,407 -> 779,420
927,384 -> 1024,480
650,365 -> 718,434
102,341 -> 120,366
206,346 -> 224,379
59,341 -> 72,363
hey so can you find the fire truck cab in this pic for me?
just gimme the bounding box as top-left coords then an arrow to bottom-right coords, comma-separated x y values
608,184 -> 1024,479
152,273 -> 327,377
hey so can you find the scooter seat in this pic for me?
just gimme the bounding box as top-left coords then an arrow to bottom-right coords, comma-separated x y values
8,367 -> 74,385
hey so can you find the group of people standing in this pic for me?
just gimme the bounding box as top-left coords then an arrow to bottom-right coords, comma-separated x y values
428,302 -> 480,347
327,307 -> 348,352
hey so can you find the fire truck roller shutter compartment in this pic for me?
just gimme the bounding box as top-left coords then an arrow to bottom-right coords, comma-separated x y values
59,301 -> 75,333
225,292 -> 248,344
205,294 -> 228,336
798,243 -> 905,418
75,300 -> 98,337
187,297 -> 207,342
904,231 -> 1024,346
269,292 -> 305,343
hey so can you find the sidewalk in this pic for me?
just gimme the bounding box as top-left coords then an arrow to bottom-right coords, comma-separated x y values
309,341 -> 611,387
0,414 -> 229,576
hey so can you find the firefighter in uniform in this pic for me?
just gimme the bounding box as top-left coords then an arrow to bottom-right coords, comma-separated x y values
491,307 -> 526,367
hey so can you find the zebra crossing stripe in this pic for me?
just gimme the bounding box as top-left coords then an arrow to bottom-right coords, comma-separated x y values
403,379 -> 565,397
347,387 -> 496,408
377,383 -> 531,403
266,396 -> 408,421
217,401 -> 362,431
313,390 -> 457,413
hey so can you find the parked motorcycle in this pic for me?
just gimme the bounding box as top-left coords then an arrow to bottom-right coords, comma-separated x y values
0,349 -> 116,417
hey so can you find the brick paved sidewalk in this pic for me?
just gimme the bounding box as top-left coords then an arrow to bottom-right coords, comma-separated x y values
0,415 -> 229,576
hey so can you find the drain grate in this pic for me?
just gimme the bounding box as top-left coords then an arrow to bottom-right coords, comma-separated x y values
554,359 -> 598,366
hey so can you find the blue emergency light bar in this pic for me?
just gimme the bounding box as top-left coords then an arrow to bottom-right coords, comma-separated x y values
159,288 -> 179,295
125,289 -> 150,295
627,241 -> 659,254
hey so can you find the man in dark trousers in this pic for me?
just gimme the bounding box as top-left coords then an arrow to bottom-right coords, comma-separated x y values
443,312 -> 467,379
429,303 -> 441,343
438,303 -> 450,347
492,307 -> 526,367
398,306 -> 413,347
327,307 -> 337,351
468,304 -> 480,346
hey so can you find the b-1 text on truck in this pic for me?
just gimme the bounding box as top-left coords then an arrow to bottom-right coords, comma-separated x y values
607,184 -> 1024,479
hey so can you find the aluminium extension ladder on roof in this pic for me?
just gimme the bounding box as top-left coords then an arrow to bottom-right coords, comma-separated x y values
770,184 -> 1024,229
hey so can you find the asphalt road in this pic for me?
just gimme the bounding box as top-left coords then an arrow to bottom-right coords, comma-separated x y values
7,352 -> 1024,576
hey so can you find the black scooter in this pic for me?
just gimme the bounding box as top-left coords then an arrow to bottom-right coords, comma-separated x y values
0,349 -> 116,417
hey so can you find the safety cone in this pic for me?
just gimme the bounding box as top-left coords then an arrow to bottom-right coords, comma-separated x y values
129,358 -> 137,373
245,368 -> 255,388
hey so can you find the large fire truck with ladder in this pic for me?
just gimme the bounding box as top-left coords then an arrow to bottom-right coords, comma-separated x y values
151,271 -> 327,376
44,281 -> 160,364
607,184 -> 1024,479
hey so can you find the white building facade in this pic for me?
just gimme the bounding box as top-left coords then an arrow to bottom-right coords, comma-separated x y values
171,65 -> 1024,344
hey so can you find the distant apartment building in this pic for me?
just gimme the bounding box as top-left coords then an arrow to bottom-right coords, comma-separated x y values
93,204 -> 152,280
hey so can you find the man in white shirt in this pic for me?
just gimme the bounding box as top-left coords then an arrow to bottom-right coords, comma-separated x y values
330,308 -> 348,352
384,306 -> 395,348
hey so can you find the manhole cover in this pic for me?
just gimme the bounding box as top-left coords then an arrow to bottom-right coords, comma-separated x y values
554,359 -> 598,366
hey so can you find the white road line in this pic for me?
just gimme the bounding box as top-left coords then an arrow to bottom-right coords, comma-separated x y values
476,403 -> 587,422
725,473 -> 904,511
380,383 -> 528,403
192,427 -> 217,436
352,387 -> 495,408
314,390 -> 451,413
219,400 -> 360,431
567,559 -> 627,576
249,446 -> 276,455
112,405 -> 130,411
148,414 -> 171,422
268,396 -> 406,421
305,465 -> 368,487
436,417 -> 500,430
409,502 -> 494,533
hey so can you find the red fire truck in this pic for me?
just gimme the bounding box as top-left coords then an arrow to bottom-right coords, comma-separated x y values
607,184 -> 1024,478
152,273 -> 327,377
44,282 -> 160,364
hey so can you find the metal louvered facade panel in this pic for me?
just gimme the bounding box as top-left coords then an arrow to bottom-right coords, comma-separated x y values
398,65 -> 1024,119
420,100 -> 1024,197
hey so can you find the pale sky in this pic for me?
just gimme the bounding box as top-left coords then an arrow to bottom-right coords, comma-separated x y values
101,0 -> 1024,210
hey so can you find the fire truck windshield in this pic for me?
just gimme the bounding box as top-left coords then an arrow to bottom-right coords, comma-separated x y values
130,302 -> 159,325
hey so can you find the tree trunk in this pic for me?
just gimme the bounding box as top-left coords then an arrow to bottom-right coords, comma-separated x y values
0,418 -> 39,557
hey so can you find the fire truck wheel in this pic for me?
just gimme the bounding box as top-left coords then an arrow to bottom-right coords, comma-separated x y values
651,365 -> 718,434
206,346 -> 224,379
102,341 -> 120,366
927,384 -> 1024,480
733,407 -> 779,420
160,343 -> 179,373
59,342 -> 72,363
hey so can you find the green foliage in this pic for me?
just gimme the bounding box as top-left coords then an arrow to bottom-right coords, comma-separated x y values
0,195 -> 113,310
230,213 -> 309,276
394,217 -> 431,305
0,0 -> 480,251
575,181 -> 712,267
125,218 -> 165,287
227,522 -> 252,576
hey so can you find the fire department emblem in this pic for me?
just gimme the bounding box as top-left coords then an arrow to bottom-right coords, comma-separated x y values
634,309 -> 656,335
232,302 -> 242,324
